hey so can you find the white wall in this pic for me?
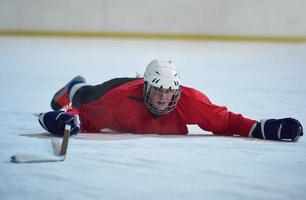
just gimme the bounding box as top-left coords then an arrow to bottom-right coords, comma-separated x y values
0,0 -> 305,36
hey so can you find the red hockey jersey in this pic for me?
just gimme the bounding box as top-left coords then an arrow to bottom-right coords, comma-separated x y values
71,79 -> 256,136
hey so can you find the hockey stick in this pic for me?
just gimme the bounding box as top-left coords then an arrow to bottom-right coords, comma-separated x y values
60,126 -> 70,156
10,125 -> 71,163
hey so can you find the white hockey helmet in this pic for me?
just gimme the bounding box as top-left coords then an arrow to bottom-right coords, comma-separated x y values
143,59 -> 181,115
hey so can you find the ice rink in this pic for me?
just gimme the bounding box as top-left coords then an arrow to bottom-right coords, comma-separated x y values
0,36 -> 306,200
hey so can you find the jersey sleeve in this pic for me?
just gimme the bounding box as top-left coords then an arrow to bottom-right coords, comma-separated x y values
180,87 -> 256,137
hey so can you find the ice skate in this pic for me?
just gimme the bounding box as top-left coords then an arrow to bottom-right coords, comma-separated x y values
50,76 -> 86,110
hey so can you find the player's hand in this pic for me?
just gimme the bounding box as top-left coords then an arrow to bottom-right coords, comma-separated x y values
250,118 -> 303,141
38,111 -> 81,136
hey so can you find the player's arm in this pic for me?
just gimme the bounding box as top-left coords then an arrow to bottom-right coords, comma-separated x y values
187,88 -> 303,141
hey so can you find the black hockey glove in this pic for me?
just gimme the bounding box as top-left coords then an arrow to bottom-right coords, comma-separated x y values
38,111 -> 81,136
250,118 -> 303,141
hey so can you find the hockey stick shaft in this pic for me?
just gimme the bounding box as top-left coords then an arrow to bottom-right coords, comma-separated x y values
60,125 -> 70,156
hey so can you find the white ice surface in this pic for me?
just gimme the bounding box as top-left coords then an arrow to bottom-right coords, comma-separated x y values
0,37 -> 306,200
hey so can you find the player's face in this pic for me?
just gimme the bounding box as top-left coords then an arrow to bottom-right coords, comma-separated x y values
149,87 -> 174,111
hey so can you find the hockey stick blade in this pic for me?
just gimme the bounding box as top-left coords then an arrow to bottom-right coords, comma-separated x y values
11,125 -> 71,164
10,153 -> 65,163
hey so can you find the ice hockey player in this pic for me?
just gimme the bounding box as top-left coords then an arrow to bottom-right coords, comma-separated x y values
38,59 -> 303,141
